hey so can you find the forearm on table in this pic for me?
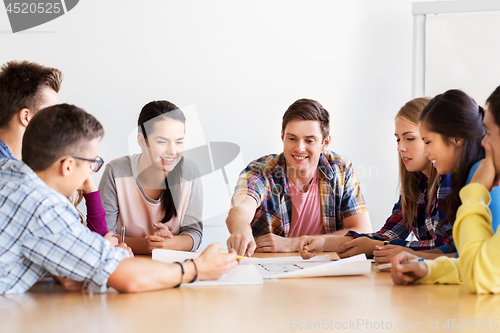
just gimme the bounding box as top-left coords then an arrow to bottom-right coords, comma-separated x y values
416,257 -> 462,285
108,257 -> 197,293
125,235 -> 196,254
322,235 -> 352,252
179,222 -> 203,251
281,236 -> 300,252
170,234 -> 195,251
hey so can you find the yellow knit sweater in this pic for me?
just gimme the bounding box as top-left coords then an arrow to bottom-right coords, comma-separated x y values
416,183 -> 500,294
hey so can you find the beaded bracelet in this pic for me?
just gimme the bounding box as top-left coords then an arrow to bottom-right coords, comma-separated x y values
184,259 -> 198,283
173,261 -> 184,288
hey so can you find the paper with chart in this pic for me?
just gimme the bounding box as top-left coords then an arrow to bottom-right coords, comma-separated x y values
152,250 -> 370,282
239,255 -> 329,279
240,254 -> 371,279
152,249 -> 263,286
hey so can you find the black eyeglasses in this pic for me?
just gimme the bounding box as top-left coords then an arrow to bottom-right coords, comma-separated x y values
72,156 -> 104,172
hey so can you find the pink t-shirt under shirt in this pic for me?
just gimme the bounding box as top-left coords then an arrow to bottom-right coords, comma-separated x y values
288,172 -> 325,237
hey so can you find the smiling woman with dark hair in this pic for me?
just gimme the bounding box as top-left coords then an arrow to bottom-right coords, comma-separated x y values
99,100 -> 203,254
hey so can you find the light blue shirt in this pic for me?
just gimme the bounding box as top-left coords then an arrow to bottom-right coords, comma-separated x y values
0,159 -> 129,294
0,140 -> 17,161
438,161 -> 500,255
467,161 -> 500,232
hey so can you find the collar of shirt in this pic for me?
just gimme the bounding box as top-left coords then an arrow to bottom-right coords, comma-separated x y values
0,140 -> 18,161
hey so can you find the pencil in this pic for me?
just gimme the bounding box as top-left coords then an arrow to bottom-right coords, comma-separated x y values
121,225 -> 125,243
219,252 -> 247,260
303,248 -> 310,255
375,258 -> 424,270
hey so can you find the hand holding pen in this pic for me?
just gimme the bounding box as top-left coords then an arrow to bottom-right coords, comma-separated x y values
389,252 -> 428,285
298,235 -> 326,259
117,225 -> 133,257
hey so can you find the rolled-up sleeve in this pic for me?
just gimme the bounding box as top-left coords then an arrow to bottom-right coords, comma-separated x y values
21,202 -> 129,293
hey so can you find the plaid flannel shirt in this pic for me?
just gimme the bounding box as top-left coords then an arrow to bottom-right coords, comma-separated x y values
347,173 -> 452,250
233,151 -> 367,237
0,160 -> 130,294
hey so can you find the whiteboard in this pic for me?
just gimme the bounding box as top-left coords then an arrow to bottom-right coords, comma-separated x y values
413,0 -> 500,105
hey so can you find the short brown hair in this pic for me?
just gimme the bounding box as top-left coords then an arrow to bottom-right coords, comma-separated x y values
22,104 -> 104,171
0,60 -> 62,129
282,99 -> 330,140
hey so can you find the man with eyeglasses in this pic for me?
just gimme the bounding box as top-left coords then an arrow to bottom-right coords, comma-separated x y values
0,104 -> 237,294
71,155 -> 105,172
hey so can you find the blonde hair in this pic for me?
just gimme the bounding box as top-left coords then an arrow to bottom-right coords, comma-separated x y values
395,97 -> 437,230
68,191 -> 85,223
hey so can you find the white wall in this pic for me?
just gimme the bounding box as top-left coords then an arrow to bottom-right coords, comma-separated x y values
0,0 -> 418,248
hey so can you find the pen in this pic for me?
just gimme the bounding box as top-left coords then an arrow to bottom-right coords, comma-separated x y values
121,225 -> 125,243
303,248 -> 310,255
219,252 -> 247,260
375,258 -> 424,270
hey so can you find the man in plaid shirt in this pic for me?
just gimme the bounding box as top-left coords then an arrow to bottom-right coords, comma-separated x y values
0,104 -> 237,294
226,99 -> 372,257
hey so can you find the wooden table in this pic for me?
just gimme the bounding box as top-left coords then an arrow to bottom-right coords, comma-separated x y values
2,253 -> 499,333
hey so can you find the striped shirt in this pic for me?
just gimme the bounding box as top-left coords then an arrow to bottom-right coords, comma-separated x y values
347,174 -> 452,250
0,160 -> 130,294
233,152 -> 367,237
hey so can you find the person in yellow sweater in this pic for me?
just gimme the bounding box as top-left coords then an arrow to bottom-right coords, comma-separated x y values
390,85 -> 500,294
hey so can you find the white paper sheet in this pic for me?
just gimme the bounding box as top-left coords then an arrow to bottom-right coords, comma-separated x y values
152,250 -> 370,282
275,254 -> 371,279
239,255 -> 331,265
236,255 -> 331,279
152,249 -> 200,263
183,265 -> 263,287
151,249 -> 263,286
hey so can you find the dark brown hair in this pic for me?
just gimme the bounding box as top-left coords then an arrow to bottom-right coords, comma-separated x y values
282,99 -> 330,140
138,100 -> 185,223
22,104 -> 104,171
486,85 -> 500,127
419,89 -> 485,240
0,60 -> 62,129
